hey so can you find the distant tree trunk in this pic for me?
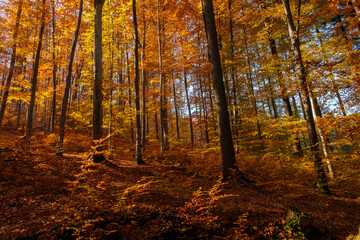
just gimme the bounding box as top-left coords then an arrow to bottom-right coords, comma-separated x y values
49,0 -> 57,133
308,90 -> 335,180
55,0 -> 83,156
141,9 -> 147,149
282,0 -> 330,193
0,0 -> 22,133
92,0 -> 106,163
202,0 -> 238,178
24,0 -> 46,143
173,79 -> 181,141
154,112 -> 159,139
199,75 -> 210,145
228,0 -> 240,149
108,0 -> 115,159
16,63 -> 26,129
108,87 -> 113,158
184,71 -> 194,148
125,49 -> 134,144
133,0 -> 144,164
157,0 -> 169,151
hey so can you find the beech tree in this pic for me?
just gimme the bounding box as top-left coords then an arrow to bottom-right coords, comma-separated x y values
55,0 -> 83,156
93,0 -> 106,163
24,0 -> 46,144
201,0 -> 237,178
133,0 -> 144,164
0,0 -> 22,134
282,0 -> 330,194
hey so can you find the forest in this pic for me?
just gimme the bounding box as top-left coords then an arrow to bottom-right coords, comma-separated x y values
0,0 -> 360,239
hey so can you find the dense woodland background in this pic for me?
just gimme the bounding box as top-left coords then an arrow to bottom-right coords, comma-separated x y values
1,0 -> 360,239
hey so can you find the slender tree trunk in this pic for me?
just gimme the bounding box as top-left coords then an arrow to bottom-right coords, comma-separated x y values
199,75 -> 210,144
173,79 -> 180,141
24,0 -> 46,143
50,0 -> 57,133
292,95 -> 300,118
201,0 -> 239,178
92,0 -> 106,162
228,0 -> 240,150
0,0 -> 22,133
133,0 -> 144,164
184,71 -> 194,148
282,0 -> 330,193
308,90 -> 335,180
108,0 -> 115,159
157,0 -> 169,151
126,49 -> 134,144
154,112 -> 159,140
55,0 -> 83,156
141,8 -> 147,150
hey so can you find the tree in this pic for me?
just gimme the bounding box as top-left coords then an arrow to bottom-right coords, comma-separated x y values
55,0 -> 83,156
24,0 -> 46,144
133,0 -> 144,164
49,0 -> 57,133
201,0 -> 237,178
93,0 -> 106,163
0,0 -> 23,134
157,0 -> 169,151
282,0 -> 330,194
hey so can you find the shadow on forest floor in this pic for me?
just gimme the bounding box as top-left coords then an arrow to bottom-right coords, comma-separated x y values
0,128 -> 360,239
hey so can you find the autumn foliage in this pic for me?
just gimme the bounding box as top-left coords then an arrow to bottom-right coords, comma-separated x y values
1,0 -> 360,239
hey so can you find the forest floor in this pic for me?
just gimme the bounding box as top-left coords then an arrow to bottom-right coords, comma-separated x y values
0,128 -> 360,239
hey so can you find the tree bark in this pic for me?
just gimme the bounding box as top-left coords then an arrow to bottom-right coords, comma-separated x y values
201,0 -> 237,178
157,0 -> 169,151
126,49 -> 134,144
24,0 -> 46,143
184,71 -> 194,148
49,0 -> 57,133
133,0 -> 144,164
173,79 -> 181,141
282,0 -> 330,193
0,0 -> 23,133
92,0 -> 106,163
55,0 -> 83,156
141,8 -> 147,150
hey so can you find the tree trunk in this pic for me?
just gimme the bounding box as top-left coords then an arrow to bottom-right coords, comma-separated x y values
201,0 -> 238,178
133,0 -> 144,164
126,49 -> 134,144
282,0 -> 330,193
173,79 -> 181,141
50,0 -> 57,133
157,0 -> 169,151
308,90 -> 335,180
199,75 -> 210,145
0,0 -> 22,133
55,0 -> 83,156
184,71 -> 194,148
141,9 -> 147,150
24,0 -> 46,143
92,0 -> 106,163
